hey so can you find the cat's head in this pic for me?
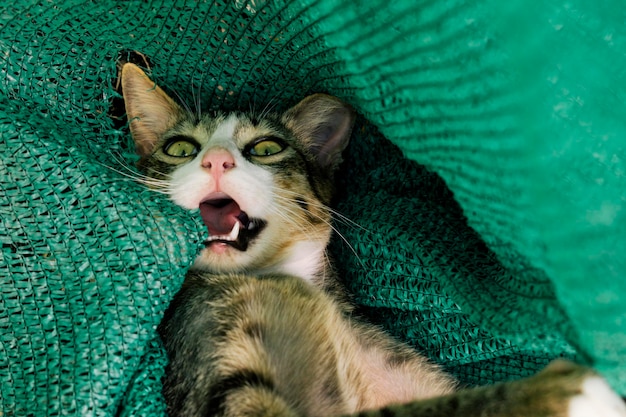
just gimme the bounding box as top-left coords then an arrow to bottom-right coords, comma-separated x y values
121,63 -> 355,280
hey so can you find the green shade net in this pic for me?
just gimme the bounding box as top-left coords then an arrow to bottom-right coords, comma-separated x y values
1,1 -> 624,415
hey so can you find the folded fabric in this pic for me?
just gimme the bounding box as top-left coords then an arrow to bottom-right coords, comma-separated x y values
1,1 -> 624,415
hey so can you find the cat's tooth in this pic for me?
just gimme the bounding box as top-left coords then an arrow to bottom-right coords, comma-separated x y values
206,222 -> 240,242
227,221 -> 240,241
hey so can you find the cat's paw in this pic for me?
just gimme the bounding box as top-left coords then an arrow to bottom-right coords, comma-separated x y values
568,375 -> 626,417
529,360 -> 626,417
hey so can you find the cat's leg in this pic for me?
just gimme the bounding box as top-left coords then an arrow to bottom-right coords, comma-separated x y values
353,360 -> 626,417
216,377 -> 299,417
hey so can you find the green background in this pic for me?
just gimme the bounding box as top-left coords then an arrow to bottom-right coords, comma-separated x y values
1,1 -> 624,415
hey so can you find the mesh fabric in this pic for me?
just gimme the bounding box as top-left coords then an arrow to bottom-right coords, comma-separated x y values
1,1 -> 624,415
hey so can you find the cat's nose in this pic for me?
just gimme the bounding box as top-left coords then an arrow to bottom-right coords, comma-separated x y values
201,148 -> 236,173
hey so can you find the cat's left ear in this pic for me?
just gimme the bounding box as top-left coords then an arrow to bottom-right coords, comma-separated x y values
282,94 -> 356,170
121,63 -> 184,156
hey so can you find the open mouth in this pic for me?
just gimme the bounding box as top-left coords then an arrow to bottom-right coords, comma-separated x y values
199,194 -> 266,252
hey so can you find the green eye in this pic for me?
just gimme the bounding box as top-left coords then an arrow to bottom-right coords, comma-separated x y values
163,137 -> 199,157
249,139 -> 286,157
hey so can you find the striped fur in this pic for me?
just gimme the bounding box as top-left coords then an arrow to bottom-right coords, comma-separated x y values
122,63 -> 626,417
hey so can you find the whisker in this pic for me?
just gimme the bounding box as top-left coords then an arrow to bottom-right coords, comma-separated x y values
100,162 -> 170,191
107,150 -> 171,181
100,163 -> 165,186
257,95 -> 280,120
172,88 -> 195,117
103,151 -> 172,194
106,151 -> 163,180
194,65 -> 211,121
265,198 -> 311,233
249,94 -> 257,118
271,187 -> 370,233
270,194 -> 368,249
284,204 -> 366,271
144,166 -> 175,181
195,80 -> 202,121
270,190 -> 367,270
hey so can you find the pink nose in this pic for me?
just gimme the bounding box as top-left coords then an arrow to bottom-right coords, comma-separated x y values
202,148 -> 236,173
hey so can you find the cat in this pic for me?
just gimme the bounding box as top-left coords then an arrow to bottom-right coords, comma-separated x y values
121,62 -> 626,417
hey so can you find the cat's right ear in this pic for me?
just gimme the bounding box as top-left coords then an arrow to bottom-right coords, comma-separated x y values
281,94 -> 355,171
121,63 -> 183,156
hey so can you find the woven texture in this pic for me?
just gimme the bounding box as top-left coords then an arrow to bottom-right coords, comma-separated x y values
1,1 -> 624,415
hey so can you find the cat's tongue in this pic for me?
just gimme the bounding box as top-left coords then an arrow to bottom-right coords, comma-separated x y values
199,197 -> 244,236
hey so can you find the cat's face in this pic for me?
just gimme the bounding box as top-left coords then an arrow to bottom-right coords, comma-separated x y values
121,63 -> 355,280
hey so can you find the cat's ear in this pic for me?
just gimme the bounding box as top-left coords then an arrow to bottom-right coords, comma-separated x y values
121,63 -> 183,156
282,94 -> 355,170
